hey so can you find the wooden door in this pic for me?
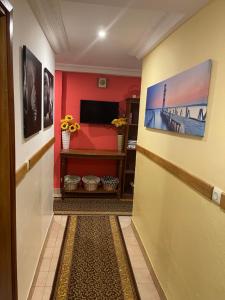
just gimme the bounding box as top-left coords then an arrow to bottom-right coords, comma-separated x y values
0,1 -> 17,299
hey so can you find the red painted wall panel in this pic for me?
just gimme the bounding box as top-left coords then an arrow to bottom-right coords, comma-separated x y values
54,71 -> 141,188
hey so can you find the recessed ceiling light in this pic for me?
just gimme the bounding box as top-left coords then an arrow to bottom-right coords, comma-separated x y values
98,30 -> 106,39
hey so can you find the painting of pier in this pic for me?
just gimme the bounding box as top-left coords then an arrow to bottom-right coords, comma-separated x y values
144,60 -> 212,137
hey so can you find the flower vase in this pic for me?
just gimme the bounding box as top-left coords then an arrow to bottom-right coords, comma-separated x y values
62,131 -> 70,150
117,134 -> 124,152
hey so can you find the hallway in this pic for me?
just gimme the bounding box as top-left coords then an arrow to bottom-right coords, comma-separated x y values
30,216 -> 160,300
1,0 -> 224,299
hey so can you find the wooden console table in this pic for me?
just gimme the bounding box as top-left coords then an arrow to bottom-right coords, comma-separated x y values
60,149 -> 125,199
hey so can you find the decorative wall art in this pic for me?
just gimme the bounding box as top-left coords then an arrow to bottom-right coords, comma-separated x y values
97,77 -> 107,88
43,68 -> 54,128
144,60 -> 212,137
23,46 -> 42,138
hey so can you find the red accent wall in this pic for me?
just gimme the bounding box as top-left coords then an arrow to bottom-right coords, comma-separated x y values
54,71 -> 141,188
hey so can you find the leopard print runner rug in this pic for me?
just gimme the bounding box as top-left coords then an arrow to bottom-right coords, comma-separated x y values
53,198 -> 133,216
51,215 -> 140,300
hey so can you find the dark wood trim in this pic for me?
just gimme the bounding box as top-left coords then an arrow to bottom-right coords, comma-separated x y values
220,194 -> 225,210
16,163 -> 28,186
0,1 -> 17,299
136,144 -> 225,210
131,221 -> 167,300
60,149 -> 125,159
29,137 -> 55,170
122,98 -> 140,197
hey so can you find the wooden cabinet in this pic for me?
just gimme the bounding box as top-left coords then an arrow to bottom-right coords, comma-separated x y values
122,98 -> 140,198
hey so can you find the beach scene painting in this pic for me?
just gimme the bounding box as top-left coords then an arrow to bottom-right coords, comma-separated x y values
144,60 -> 212,137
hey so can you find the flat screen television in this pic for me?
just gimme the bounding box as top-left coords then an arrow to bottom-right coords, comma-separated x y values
80,100 -> 119,124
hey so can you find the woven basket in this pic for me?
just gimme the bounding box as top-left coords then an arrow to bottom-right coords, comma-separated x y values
101,176 -> 119,192
82,175 -> 100,192
64,175 -> 80,191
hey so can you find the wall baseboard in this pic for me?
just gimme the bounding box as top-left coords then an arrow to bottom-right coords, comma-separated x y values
131,220 -> 167,300
27,215 -> 54,300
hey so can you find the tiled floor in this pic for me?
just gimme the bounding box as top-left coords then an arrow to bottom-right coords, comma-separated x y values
31,215 -> 160,300
119,216 -> 160,300
31,215 -> 67,300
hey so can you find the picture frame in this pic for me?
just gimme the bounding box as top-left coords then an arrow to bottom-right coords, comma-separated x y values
144,60 -> 212,137
97,77 -> 107,88
22,45 -> 42,138
43,68 -> 54,128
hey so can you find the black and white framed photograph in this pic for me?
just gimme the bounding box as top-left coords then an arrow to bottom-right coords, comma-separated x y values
43,68 -> 54,128
23,46 -> 42,138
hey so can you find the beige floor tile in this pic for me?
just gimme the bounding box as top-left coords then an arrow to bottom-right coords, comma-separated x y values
43,247 -> 54,259
35,271 -> 48,287
48,230 -> 58,240
119,218 -> 160,300
46,271 -> 55,286
53,215 -> 62,222
133,267 -> 153,284
55,237 -> 63,248
39,258 -> 51,272
127,243 -> 143,257
46,237 -> 57,248
51,222 -> 62,232
52,247 -> 61,258
49,257 -> 58,272
31,287 -> 44,300
43,286 -> 52,300
60,216 -> 68,226
57,229 -> 64,240
119,216 -> 131,222
130,254 -> 147,269
122,224 -> 134,233
29,217 -> 67,298
119,216 -> 131,228
123,234 -> 139,247
138,282 -> 161,300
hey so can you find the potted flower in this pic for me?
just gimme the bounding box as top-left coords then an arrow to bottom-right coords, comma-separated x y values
61,114 -> 80,150
111,117 -> 127,152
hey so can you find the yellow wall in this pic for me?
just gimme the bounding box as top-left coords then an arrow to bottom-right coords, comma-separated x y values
133,0 -> 225,299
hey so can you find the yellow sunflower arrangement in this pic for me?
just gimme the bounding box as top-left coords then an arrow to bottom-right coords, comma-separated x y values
61,114 -> 80,133
111,117 -> 127,128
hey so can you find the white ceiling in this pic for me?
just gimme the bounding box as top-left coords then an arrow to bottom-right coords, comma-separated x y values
28,0 -> 209,76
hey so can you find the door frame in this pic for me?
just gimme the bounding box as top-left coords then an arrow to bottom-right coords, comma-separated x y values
0,0 -> 17,299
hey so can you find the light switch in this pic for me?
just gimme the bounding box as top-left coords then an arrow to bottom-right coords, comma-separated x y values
212,186 -> 223,205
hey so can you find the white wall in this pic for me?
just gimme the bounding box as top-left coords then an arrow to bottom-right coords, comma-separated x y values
13,0 -> 55,168
12,0 -> 55,299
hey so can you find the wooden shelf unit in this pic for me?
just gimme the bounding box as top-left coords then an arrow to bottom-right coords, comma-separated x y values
122,98 -> 140,198
60,149 -> 125,199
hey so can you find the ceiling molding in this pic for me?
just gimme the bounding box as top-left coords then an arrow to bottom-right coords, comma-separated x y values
56,63 -> 141,77
28,0 -> 69,53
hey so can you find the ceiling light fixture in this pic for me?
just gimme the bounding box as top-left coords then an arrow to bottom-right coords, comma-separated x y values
98,30 -> 106,39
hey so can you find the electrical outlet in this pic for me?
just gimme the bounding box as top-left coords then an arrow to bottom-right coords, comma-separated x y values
212,186 -> 223,205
